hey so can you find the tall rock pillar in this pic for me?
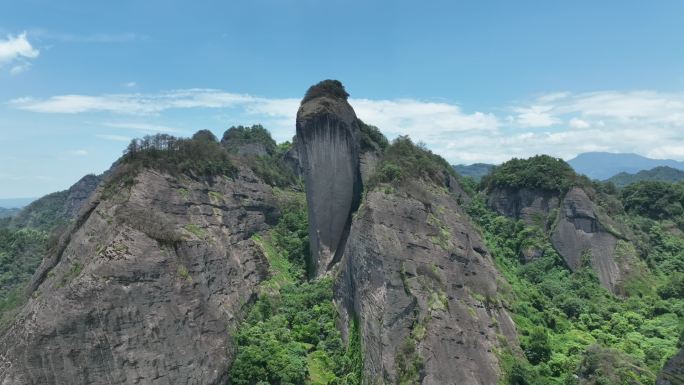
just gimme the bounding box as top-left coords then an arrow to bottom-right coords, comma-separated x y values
296,80 -> 362,276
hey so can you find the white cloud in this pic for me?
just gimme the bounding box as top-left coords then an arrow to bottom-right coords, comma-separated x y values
29,29 -> 140,43
0,32 -> 39,73
96,134 -> 131,142
568,118 -> 590,129
102,122 -> 182,133
512,105 -> 560,128
67,149 -> 88,156
9,63 -> 31,75
122,81 -> 137,88
10,89 -> 255,114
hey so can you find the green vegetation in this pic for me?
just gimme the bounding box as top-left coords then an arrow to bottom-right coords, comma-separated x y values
358,119 -> 388,152
621,181 -> 684,225
607,166 -> 684,188
221,124 -> 277,155
0,225 -> 49,327
302,79 -> 349,104
177,264 -> 191,282
483,155 -> 581,193
122,132 -> 237,177
221,125 -> 298,187
467,197 -> 683,385
229,191 -> 361,385
370,135 -> 456,188
184,224 -> 206,239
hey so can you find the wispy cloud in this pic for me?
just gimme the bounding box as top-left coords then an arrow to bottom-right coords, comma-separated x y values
8,88 -> 684,163
9,89 -> 255,114
30,30 -> 140,43
67,149 -> 88,156
102,122 -> 182,133
0,32 -> 39,74
96,134 -> 131,142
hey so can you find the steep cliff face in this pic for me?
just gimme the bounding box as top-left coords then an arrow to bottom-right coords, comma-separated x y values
550,187 -> 626,292
336,179 -> 518,385
0,167 -> 277,385
487,187 -> 559,230
658,349 -> 684,385
296,80 -> 362,276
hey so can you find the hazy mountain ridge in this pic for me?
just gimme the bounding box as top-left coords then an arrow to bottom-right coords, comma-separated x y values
607,166 -> 684,188
568,152 -> 684,180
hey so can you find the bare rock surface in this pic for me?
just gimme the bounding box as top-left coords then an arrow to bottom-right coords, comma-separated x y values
550,187 -> 623,292
487,186 -> 559,229
0,168 -> 277,385
336,180 -> 518,385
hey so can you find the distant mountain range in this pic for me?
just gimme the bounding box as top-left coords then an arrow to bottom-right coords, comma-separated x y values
0,197 -> 36,209
0,207 -> 20,218
453,163 -> 495,181
606,166 -> 684,188
567,152 -> 684,180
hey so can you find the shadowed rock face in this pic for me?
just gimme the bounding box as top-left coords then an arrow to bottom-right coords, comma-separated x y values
657,349 -> 684,385
550,187 -> 623,292
0,168 -> 277,385
336,180 -> 518,385
296,80 -> 362,276
487,187 -> 559,230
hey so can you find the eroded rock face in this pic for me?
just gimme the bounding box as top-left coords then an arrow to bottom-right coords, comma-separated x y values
657,349 -> 684,385
550,187 -> 623,292
296,80 -> 362,276
336,180 -> 518,385
0,168 -> 276,385
487,187 -> 559,229
488,185 -> 635,294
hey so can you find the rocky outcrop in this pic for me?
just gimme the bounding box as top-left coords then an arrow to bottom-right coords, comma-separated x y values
487,187 -> 559,229
62,174 -> 102,218
658,349 -> 684,385
550,187 -> 625,293
296,80 -> 362,276
0,167 -> 277,385
336,179 -> 518,385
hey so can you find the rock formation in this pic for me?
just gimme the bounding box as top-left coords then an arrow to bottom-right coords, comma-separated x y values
550,187 -> 625,292
0,167 -> 277,385
296,80 -> 362,276
487,186 -> 559,230
336,179 -> 518,385
488,185 -> 636,294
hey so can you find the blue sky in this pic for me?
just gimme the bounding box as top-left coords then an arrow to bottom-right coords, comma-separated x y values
1,0 -> 684,199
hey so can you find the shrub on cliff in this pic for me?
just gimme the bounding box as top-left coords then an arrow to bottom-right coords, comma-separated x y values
358,120 -> 388,152
122,132 -> 237,177
221,124 -> 277,155
370,135 -> 456,187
